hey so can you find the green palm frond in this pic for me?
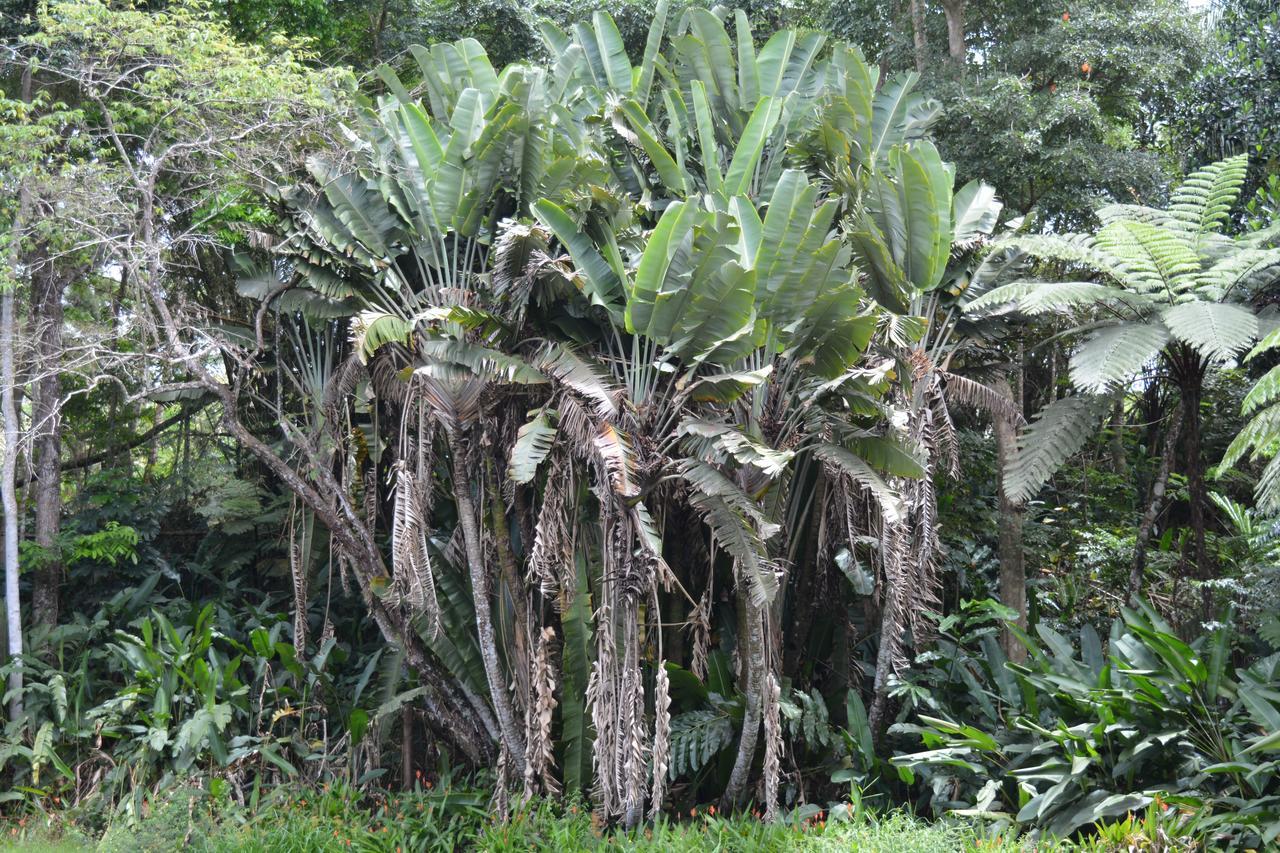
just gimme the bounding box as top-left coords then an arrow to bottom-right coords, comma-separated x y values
811,443 -> 904,523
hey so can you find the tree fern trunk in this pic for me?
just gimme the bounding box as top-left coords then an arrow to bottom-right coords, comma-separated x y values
1128,402 -> 1183,604
993,377 -> 1026,663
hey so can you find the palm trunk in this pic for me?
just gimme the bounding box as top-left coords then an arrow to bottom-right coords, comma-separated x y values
721,586 -> 764,809
992,377 -> 1026,662
449,434 -> 526,774
1128,402 -> 1184,604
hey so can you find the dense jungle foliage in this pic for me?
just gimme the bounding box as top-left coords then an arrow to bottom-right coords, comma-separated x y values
1,0 -> 1279,849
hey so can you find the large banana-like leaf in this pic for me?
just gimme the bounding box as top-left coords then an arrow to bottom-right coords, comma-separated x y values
853,142 -> 953,309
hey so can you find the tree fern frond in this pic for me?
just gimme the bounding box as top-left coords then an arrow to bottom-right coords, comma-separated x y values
1168,154 -> 1249,236
1069,322 -> 1169,393
965,280 -> 1144,316
1221,406 -> 1280,470
1244,365 -> 1280,418
1161,302 -> 1258,363
1095,220 -> 1200,297
1004,394 -> 1113,503
1198,248 -> 1280,300
1096,204 -> 1177,228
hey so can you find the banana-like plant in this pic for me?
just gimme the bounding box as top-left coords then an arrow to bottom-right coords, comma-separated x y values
240,4 -> 974,823
967,154 -> 1280,604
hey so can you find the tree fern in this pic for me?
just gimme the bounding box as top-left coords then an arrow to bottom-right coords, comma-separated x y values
1161,302 -> 1258,363
1068,323 -> 1169,393
1168,154 -> 1249,236
1004,395 -> 1113,503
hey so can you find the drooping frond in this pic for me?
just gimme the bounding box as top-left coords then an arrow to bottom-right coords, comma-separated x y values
539,345 -> 623,420
679,419 -> 795,479
1168,154 -> 1250,236
1161,302 -> 1258,363
1004,394 -> 1113,503
811,443 -> 904,524
1069,322 -> 1169,393
415,338 -> 546,385
940,372 -> 1025,426
685,367 -> 773,404
509,410 -> 559,485
685,489 -> 777,606
351,311 -> 412,363
594,422 -> 640,499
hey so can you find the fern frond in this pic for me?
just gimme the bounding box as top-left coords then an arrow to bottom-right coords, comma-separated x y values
1221,406 -> 1280,470
1168,154 -> 1249,236
966,280 -> 1141,316
1004,394 -> 1112,503
668,710 -> 734,779
1161,302 -> 1257,363
1243,365 -> 1280,417
1095,220 -> 1200,297
1069,322 -> 1169,393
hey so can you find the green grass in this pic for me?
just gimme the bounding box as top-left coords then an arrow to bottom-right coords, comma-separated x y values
4,786 -> 1163,852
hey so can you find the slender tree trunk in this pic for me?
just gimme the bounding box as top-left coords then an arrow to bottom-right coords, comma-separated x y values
1128,403 -> 1184,604
992,377 -> 1026,662
721,587 -> 764,809
2,64 -> 31,720
486,458 -> 529,707
30,258 -> 65,632
1108,400 -> 1127,478
909,0 -> 928,72
449,435 -> 526,773
940,0 -> 966,68
2,283 -> 21,721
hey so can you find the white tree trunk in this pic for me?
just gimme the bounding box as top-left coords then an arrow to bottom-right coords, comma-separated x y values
2,284 -> 23,721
